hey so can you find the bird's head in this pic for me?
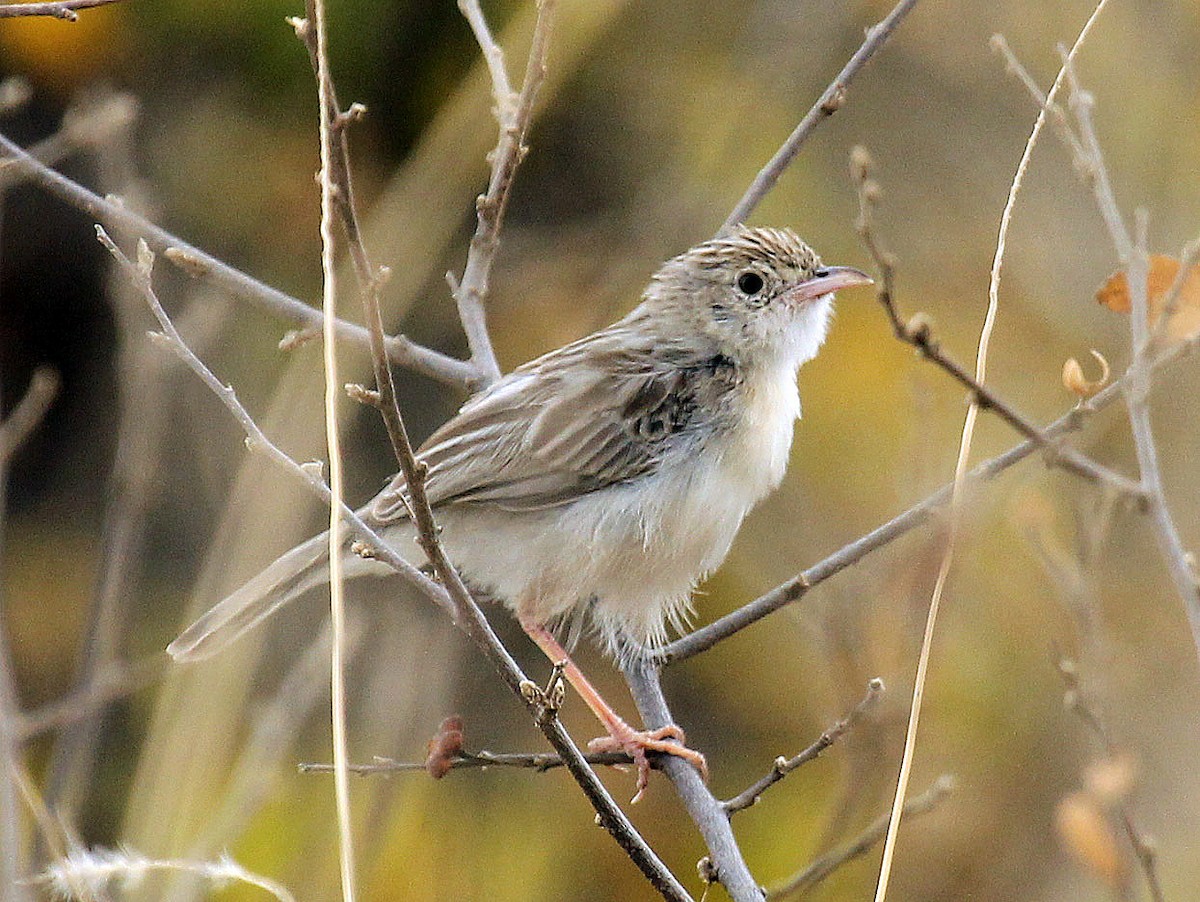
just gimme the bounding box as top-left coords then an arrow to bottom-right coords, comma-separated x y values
645,225 -> 873,368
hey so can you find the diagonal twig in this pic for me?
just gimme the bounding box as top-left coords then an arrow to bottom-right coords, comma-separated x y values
657,326 -> 1200,666
721,0 -> 920,232
723,679 -> 884,816
850,146 -> 1144,500
995,33 -> 1200,668
0,132 -> 477,388
766,776 -> 954,899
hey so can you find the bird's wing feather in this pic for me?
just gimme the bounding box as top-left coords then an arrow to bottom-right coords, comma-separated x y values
371,325 -> 735,518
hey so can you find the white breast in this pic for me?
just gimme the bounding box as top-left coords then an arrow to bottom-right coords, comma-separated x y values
439,363 -> 802,652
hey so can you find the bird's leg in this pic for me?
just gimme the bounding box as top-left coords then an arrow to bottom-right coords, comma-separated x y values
519,616 -> 707,803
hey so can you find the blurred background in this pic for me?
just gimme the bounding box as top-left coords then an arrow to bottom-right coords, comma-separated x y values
2,0 -> 1199,899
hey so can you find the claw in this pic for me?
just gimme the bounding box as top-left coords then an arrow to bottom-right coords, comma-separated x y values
588,722 -> 707,803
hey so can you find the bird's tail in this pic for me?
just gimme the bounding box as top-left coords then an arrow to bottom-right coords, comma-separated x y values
167,529 -> 384,662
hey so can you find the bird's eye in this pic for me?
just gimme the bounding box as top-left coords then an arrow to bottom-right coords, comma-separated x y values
735,271 -> 765,295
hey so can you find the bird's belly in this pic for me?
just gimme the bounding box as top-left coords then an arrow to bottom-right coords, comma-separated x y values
438,433 -> 789,649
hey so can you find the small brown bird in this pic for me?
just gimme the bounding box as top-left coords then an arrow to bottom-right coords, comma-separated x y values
170,226 -> 872,798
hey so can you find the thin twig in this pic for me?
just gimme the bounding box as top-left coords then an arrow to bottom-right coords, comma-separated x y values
850,147 -> 1143,500
95,229 -> 457,619
766,776 -> 954,900
1057,661 -> 1165,902
658,337 -> 1199,665
721,0 -> 920,232
298,748 -> 633,775
0,0 -> 118,21
452,0 -> 556,383
0,367 -> 59,466
723,679 -> 884,816
0,132 -> 477,388
995,31 -> 1200,667
1060,50 -> 1200,666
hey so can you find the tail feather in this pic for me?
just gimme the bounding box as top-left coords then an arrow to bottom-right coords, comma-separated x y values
168,530 -> 377,662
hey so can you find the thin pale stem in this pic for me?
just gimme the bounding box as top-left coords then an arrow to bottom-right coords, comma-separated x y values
309,0 -> 357,895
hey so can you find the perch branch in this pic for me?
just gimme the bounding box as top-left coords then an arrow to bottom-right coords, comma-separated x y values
624,660 -> 764,902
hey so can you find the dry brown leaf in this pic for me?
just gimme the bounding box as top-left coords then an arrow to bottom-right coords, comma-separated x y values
1055,792 -> 1129,888
1096,254 -> 1200,342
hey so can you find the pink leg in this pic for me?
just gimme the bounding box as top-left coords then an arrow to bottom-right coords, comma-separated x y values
520,616 -> 707,803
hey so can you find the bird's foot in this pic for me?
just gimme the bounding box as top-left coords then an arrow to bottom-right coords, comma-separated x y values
587,721 -> 707,804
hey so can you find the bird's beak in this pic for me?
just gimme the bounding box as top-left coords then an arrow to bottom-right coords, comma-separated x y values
784,265 -> 874,304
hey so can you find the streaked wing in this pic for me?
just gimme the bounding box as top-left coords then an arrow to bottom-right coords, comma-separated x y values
371,323 -> 736,518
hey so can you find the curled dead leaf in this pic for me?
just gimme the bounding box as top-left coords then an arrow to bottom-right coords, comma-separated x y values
1096,254 -> 1200,342
1062,349 -> 1110,399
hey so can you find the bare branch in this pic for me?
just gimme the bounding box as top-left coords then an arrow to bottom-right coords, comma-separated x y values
623,660 -> 763,902
850,147 -> 1145,500
723,679 -> 884,816
766,776 -> 955,900
0,367 -> 59,466
298,748 -> 633,776
1054,51 -> 1200,666
721,0 -> 920,232
452,0 -> 557,384
0,0 -> 119,21
0,132 -> 478,388
458,0 -> 513,111
657,330 -> 1200,665
994,40 -> 1200,659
